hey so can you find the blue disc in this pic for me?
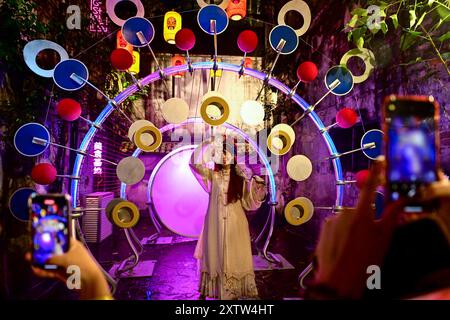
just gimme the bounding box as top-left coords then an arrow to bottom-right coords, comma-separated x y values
9,188 -> 35,221
361,129 -> 384,160
374,191 -> 384,219
325,65 -> 354,96
14,122 -> 50,157
53,59 -> 89,91
197,5 -> 229,35
122,17 -> 155,47
269,25 -> 299,55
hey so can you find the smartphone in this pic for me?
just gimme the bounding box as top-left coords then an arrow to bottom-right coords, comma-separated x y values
383,95 -> 440,211
29,193 -> 71,268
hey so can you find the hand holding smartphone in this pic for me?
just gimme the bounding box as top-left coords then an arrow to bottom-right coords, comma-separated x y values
383,95 -> 440,212
29,193 -> 71,269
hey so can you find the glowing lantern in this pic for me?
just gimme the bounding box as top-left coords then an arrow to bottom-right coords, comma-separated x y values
210,58 -> 222,77
226,0 -> 247,21
244,57 -> 253,69
129,51 -> 140,75
164,11 -> 182,45
172,55 -> 185,78
116,30 -> 133,54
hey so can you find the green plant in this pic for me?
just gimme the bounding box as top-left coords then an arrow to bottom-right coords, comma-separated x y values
345,0 -> 450,74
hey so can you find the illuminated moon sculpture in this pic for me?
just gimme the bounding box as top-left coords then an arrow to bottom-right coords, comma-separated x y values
148,145 -> 209,238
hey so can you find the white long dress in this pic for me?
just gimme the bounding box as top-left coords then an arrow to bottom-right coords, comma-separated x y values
191,164 -> 266,300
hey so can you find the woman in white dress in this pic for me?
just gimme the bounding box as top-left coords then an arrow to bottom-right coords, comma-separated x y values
190,141 -> 267,300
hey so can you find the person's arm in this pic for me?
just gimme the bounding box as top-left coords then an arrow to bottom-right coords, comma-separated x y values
236,165 -> 267,211
26,238 -> 112,300
190,142 -> 212,192
307,159 -> 405,299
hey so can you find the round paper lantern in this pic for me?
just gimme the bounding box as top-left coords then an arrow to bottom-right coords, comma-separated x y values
355,169 -> 370,189
226,0 -> 247,21
240,100 -> 265,126
31,163 -> 57,185
56,98 -> 81,121
110,48 -> 134,71
175,28 -> 196,51
164,11 -> 182,44
336,108 -> 358,129
297,61 -> 318,82
237,30 -> 258,53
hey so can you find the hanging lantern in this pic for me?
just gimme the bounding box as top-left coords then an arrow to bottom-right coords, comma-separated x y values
210,58 -> 222,77
164,11 -> 182,45
171,55 -> 185,78
226,0 -> 247,21
244,57 -> 253,69
129,51 -> 140,75
116,30 -> 133,54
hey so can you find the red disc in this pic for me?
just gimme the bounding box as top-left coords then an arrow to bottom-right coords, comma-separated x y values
336,108 -> 358,129
355,170 -> 370,189
56,98 -> 81,121
31,163 -> 57,185
237,30 -> 258,53
110,48 -> 134,71
296,61 -> 318,82
175,28 -> 196,51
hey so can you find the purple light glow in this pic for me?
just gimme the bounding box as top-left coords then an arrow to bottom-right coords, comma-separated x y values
149,145 -> 208,238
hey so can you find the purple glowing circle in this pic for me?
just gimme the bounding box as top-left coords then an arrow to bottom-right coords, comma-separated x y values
150,146 -> 208,238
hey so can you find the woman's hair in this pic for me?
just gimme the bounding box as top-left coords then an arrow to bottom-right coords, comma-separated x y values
214,163 -> 244,204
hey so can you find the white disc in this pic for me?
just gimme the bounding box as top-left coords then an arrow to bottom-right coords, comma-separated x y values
116,156 -> 145,185
161,98 -> 189,124
287,155 -> 313,181
240,100 -> 265,126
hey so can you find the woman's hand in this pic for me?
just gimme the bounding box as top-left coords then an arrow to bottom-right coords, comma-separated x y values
235,164 -> 253,180
312,159 -> 405,299
25,238 -> 112,300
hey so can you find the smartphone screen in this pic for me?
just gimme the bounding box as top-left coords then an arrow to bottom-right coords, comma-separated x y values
29,194 -> 71,268
384,96 -> 439,206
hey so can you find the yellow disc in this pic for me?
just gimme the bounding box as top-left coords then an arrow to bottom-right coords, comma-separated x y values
127,119 -> 154,142
272,124 -> 296,142
134,125 -> 162,152
284,197 -> 314,226
267,130 -> 292,155
199,92 -> 230,126
111,200 -> 140,229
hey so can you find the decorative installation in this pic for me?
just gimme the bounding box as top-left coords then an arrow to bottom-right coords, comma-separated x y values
15,1 -> 381,285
